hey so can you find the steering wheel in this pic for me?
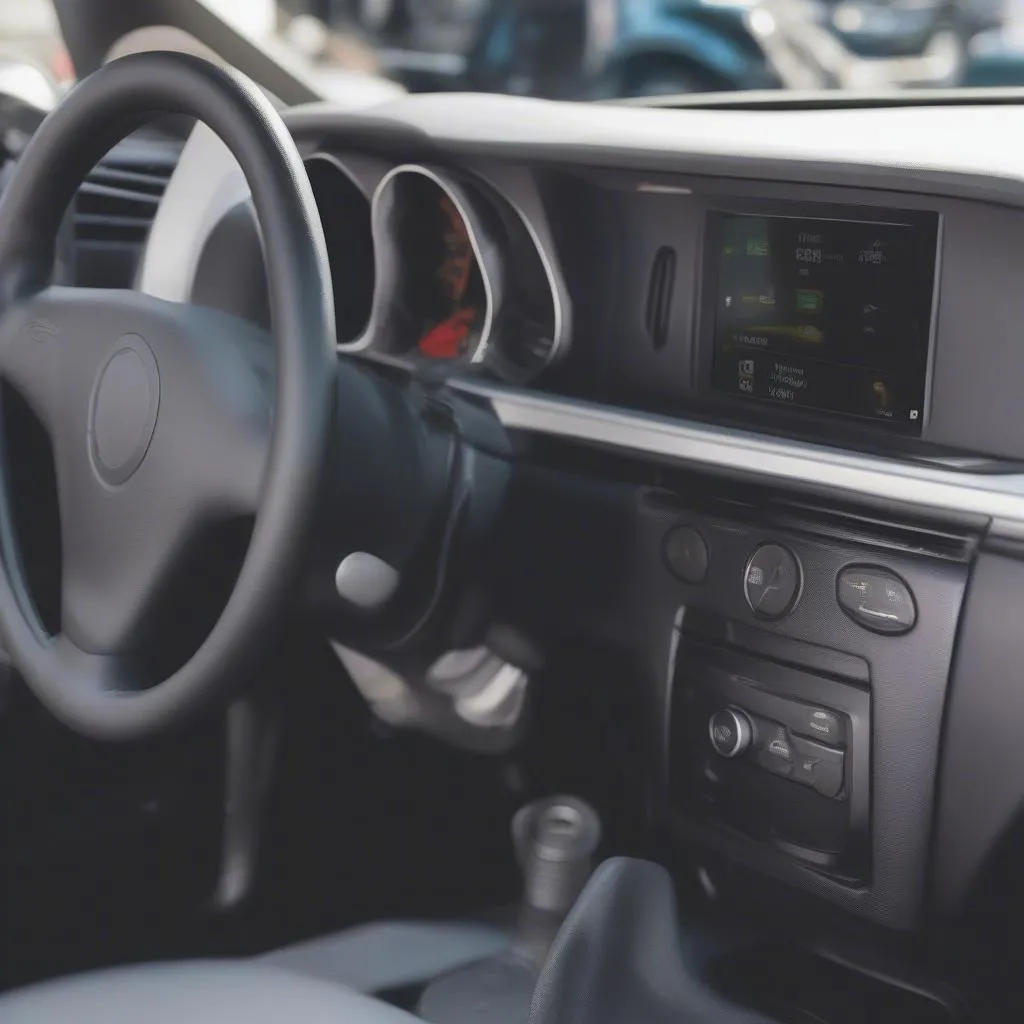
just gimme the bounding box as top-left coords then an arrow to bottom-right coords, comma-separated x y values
0,52 -> 335,739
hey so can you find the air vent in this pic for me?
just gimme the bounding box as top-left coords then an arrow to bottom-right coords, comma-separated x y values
68,139 -> 180,288
645,246 -> 676,350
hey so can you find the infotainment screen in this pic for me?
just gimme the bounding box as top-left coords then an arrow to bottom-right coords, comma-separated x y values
707,210 -> 938,432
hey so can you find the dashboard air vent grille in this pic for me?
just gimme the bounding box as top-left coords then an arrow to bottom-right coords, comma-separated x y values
67,138 -> 181,288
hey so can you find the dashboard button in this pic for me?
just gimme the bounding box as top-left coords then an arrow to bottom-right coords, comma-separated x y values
665,526 -> 709,584
837,567 -> 916,635
791,736 -> 844,799
709,708 -> 753,758
744,544 -> 801,619
793,706 -> 843,747
755,722 -> 794,778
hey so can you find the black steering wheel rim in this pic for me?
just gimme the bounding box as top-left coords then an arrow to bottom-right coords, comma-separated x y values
0,52 -> 335,739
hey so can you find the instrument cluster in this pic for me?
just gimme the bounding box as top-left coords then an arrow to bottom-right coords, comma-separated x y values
305,153 -> 567,383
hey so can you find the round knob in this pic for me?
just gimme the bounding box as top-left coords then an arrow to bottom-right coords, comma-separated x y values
709,707 -> 753,758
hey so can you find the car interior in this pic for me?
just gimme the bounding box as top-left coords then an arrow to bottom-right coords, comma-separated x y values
1,1 -> 1024,1022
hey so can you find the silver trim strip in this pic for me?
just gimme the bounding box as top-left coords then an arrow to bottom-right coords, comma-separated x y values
921,212 -> 943,431
451,381 -> 1024,535
494,184 -> 568,370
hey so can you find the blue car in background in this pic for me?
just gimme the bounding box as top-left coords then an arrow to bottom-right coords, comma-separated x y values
465,0 -> 780,98
963,24 -> 1024,85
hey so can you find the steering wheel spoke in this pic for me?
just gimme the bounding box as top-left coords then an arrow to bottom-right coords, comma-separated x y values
0,289 -> 75,433
162,313 -> 273,517
51,632 -> 132,694
193,411 -> 270,515
56,451 -> 209,656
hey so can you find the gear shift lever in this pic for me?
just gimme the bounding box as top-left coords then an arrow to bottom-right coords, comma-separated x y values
510,796 -> 601,966
528,859 -> 773,1024
513,796 -> 602,917
418,796 -> 602,1024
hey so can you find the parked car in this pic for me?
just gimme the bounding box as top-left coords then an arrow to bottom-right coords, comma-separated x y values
814,0 -> 1023,87
822,0 -> 999,59
962,23 -> 1024,85
466,0 -> 781,98
310,0 -> 779,98
759,0 -> 1024,91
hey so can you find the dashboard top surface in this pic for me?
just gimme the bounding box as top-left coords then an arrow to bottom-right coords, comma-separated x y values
289,94 -> 1024,198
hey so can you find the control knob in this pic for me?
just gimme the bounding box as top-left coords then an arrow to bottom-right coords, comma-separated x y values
709,707 -> 753,758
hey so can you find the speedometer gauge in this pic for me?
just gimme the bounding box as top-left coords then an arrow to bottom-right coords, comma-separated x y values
364,165 -> 497,365
352,162 -> 564,381
413,191 -> 486,360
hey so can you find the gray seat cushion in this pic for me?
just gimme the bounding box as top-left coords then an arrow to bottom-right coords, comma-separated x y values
261,920 -> 512,993
0,960 -> 425,1024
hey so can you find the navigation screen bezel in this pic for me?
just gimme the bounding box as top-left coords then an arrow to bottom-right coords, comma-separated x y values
698,200 -> 940,438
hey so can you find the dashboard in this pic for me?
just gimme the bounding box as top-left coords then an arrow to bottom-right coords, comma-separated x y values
140,93 -> 1024,936
146,99 -> 1024,476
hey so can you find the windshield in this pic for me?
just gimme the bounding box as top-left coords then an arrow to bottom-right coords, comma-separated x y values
2,0 -> 1024,107
261,0 -> 1024,99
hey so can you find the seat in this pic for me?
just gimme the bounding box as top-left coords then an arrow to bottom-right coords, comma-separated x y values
0,864 -> 770,1023
260,919 -> 512,994
0,961 -> 423,1024
0,920 -> 512,1023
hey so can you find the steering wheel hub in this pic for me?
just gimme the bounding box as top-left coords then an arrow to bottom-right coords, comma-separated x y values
88,334 -> 160,486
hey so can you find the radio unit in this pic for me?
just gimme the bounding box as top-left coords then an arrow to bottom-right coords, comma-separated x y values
700,202 -> 939,436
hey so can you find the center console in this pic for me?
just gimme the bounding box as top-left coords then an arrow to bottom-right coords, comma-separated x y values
650,493 -> 971,929
498,427 -> 976,931
552,182 -> 964,913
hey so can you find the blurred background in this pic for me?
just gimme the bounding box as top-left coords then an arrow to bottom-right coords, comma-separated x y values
4,0 -> 1024,111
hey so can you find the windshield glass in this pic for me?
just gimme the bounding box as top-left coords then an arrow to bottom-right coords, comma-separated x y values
2,0 -> 1024,106
269,0 -> 1024,99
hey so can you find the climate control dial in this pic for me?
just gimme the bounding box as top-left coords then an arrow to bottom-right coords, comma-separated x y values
709,707 -> 753,758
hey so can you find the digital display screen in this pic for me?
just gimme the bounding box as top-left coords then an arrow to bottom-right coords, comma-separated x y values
708,211 -> 937,431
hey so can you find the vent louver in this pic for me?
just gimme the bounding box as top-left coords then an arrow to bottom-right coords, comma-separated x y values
645,246 -> 676,350
68,139 -> 180,288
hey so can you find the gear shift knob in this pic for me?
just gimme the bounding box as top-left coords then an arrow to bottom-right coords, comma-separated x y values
512,796 -> 602,915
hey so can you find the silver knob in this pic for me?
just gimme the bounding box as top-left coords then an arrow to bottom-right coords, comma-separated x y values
512,796 -> 602,915
334,552 -> 399,611
709,707 -> 753,758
